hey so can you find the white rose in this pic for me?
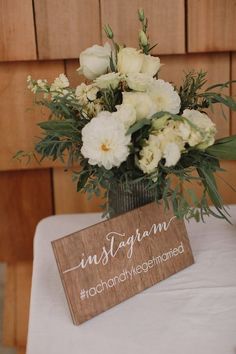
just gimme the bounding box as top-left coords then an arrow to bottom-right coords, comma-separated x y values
95,72 -> 121,90
126,72 -> 154,92
117,47 -> 143,75
163,142 -> 181,167
148,79 -> 181,114
138,135 -> 162,174
183,109 -> 217,148
122,92 -> 156,120
141,55 -> 161,77
77,43 -> 111,80
113,103 -> 136,130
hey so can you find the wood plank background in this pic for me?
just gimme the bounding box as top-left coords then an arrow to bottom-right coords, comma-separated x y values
0,0 -> 236,351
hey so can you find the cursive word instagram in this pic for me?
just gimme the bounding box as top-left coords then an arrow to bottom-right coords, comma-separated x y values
63,216 -> 176,274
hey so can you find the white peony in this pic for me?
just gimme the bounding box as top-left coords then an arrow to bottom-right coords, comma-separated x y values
163,142 -> 181,167
141,55 -> 161,77
77,43 -> 111,80
112,103 -> 136,130
126,72 -> 154,92
148,79 -> 181,114
81,111 -> 131,169
95,72 -> 121,89
117,47 -> 143,75
182,109 -> 216,148
138,135 -> 162,174
122,92 -> 156,120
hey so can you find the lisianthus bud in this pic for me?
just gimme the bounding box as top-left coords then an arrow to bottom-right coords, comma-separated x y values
139,30 -> 148,47
104,24 -> 113,39
138,8 -> 145,21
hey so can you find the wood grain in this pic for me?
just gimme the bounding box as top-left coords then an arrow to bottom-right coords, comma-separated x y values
17,349 -> 26,354
16,262 -> 32,348
0,60 -> 65,171
2,264 -> 16,347
101,0 -> 185,55
188,0 -> 236,52
231,53 -> 236,135
0,0 -> 36,61
160,53 -> 230,138
53,168 -> 103,214
65,59 -> 84,87
0,169 -> 53,262
52,201 -> 194,324
3,262 -> 32,353
34,0 -> 101,59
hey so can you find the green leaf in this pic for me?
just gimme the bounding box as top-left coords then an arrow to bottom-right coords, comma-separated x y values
126,118 -> 151,135
206,80 -> 236,91
197,166 -> 222,208
206,135 -> 236,160
38,120 -> 78,132
76,171 -> 91,192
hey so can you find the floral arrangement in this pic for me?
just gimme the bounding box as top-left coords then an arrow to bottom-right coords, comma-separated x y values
17,9 -> 236,221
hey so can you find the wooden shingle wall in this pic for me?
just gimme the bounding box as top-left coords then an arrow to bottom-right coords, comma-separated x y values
0,0 -> 236,265
1,1 -> 236,352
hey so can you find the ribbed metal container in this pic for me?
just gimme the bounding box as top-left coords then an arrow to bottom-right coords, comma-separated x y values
108,180 -> 160,217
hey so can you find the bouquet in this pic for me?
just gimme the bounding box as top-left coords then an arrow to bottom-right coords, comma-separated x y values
17,9 -> 236,221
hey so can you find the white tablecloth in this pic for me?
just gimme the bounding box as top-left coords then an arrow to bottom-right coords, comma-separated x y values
27,206 -> 236,354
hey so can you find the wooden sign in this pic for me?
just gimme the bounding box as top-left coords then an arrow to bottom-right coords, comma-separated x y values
52,202 -> 194,325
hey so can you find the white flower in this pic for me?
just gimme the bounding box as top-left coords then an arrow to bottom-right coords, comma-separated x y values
183,109 -> 216,131
50,74 -> 69,91
126,72 -> 154,91
85,101 -> 102,118
75,83 -> 102,118
177,121 -> 192,141
148,79 -> 181,114
75,83 -> 99,104
122,92 -> 156,120
36,79 -> 48,90
27,75 -> 48,94
182,109 -> 217,148
141,55 -> 161,77
95,72 -> 121,89
153,120 -> 185,152
152,114 -> 171,130
138,135 -> 162,174
112,103 -> 136,130
163,142 -> 181,167
77,43 -> 111,80
81,111 -> 131,169
117,47 -> 143,75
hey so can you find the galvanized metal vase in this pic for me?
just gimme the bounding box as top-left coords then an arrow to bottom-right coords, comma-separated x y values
108,180 -> 160,217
